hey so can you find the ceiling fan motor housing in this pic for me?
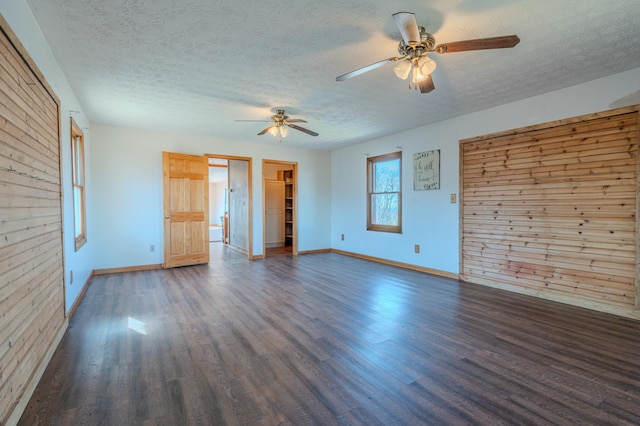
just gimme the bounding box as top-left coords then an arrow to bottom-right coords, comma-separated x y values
398,27 -> 436,57
273,109 -> 288,123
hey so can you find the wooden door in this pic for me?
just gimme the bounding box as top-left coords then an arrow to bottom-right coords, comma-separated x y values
265,180 -> 285,247
163,152 -> 209,268
228,159 -> 249,253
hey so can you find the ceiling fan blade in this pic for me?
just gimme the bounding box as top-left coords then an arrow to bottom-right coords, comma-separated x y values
392,12 -> 420,45
336,56 -> 403,81
285,118 -> 308,123
258,126 -> 275,135
435,35 -> 520,53
286,124 -> 318,137
418,75 -> 435,94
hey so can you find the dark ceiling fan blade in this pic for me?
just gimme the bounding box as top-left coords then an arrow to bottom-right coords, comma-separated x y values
285,118 -> 308,123
286,124 -> 318,137
418,75 -> 435,94
336,56 -> 404,81
435,35 -> 520,53
392,12 -> 420,45
258,126 -> 275,135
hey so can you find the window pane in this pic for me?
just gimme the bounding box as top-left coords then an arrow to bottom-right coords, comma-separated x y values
367,151 -> 401,233
373,159 -> 400,192
71,117 -> 87,250
72,137 -> 77,177
73,136 -> 83,184
371,193 -> 398,226
74,186 -> 83,238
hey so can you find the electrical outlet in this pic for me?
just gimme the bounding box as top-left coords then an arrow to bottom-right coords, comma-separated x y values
450,193 -> 457,203
415,244 -> 420,254
150,244 -> 155,252
341,234 -> 345,241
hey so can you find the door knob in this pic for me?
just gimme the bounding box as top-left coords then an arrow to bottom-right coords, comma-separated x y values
164,215 -> 170,219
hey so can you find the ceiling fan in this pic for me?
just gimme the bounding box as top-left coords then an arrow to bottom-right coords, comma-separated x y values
336,12 -> 520,93
236,109 -> 319,142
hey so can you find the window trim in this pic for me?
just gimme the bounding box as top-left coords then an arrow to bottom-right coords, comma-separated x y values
367,151 -> 402,233
71,117 -> 87,251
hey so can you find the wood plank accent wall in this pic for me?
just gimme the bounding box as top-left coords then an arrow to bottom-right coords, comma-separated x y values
460,106 -> 640,319
0,15 -> 66,424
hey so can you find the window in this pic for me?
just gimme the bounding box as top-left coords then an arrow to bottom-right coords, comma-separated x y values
367,151 -> 402,233
71,118 -> 87,250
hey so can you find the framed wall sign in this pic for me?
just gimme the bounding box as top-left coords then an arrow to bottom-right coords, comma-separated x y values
413,149 -> 440,190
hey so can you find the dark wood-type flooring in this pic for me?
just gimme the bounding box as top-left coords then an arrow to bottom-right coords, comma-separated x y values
19,244 -> 640,425
265,245 -> 293,257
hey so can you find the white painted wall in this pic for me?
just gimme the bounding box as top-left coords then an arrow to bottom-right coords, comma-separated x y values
209,182 -> 226,225
331,68 -> 640,274
1,1 -> 94,313
90,124 -> 332,268
263,162 -> 293,180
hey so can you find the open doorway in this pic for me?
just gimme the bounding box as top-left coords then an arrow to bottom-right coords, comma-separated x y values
208,158 -> 228,244
207,155 -> 253,260
263,160 -> 297,258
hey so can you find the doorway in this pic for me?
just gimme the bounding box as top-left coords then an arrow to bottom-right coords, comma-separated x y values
207,154 -> 253,260
208,158 -> 228,244
263,160 -> 298,257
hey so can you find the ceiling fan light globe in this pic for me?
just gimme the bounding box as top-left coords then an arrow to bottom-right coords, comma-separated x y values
393,60 -> 412,80
411,66 -> 429,84
418,56 -> 437,76
280,126 -> 289,137
269,126 -> 278,137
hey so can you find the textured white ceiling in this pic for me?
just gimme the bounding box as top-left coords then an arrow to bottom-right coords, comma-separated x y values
24,0 -> 640,150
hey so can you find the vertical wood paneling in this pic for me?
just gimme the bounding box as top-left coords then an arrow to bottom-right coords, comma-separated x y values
460,106 -> 640,318
0,16 -> 65,425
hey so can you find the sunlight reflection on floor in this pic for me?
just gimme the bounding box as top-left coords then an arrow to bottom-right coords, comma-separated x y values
127,317 -> 147,335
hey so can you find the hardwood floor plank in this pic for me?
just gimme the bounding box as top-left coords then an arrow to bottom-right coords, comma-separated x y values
18,244 -> 640,425
318,355 -> 435,425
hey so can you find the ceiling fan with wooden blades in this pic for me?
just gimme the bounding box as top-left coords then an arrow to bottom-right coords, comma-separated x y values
236,109 -> 318,142
336,11 -> 520,93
